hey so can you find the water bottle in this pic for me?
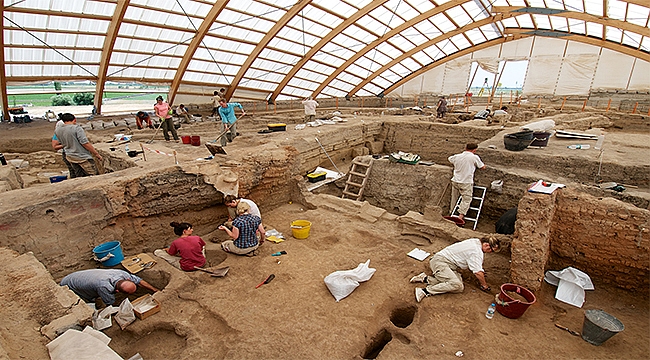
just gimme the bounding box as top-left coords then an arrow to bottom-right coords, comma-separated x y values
567,144 -> 590,149
486,303 -> 496,319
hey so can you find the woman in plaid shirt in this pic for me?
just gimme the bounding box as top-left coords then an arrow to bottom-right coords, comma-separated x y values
219,202 -> 266,256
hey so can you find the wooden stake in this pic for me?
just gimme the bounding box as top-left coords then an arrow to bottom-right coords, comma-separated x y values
140,143 -> 147,161
538,97 -> 542,109
499,92 -> 503,107
173,151 -> 178,165
336,97 -> 339,109
561,97 -> 566,111
632,102 -> 638,114
606,99 -> 611,112
274,101 -> 277,114
582,99 -> 587,112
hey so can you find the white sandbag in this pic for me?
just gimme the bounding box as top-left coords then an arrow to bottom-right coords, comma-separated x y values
522,119 -> 555,132
114,298 -> 136,330
324,259 -> 376,302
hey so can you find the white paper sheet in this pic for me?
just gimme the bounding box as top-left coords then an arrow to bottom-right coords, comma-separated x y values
528,180 -> 565,194
407,248 -> 430,261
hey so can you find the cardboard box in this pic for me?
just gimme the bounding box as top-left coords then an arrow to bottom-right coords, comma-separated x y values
131,294 -> 160,320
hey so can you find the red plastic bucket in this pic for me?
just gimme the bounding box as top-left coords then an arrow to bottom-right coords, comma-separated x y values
181,135 -> 191,144
191,136 -> 201,146
443,216 -> 465,227
495,283 -> 536,319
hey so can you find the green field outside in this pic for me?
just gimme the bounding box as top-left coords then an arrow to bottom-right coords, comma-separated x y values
7,92 -> 164,107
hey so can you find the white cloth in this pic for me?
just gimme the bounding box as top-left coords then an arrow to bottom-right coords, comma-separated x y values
437,238 -> 484,274
448,151 -> 484,184
302,99 -> 318,115
544,267 -> 594,308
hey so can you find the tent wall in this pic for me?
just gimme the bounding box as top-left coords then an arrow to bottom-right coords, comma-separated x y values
389,37 -> 649,98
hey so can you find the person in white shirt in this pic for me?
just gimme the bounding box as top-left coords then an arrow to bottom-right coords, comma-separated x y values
301,96 -> 319,123
493,106 -> 508,115
410,237 -> 501,302
447,143 -> 485,221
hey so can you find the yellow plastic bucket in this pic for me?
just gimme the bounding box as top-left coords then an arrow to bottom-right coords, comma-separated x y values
291,220 -> 312,239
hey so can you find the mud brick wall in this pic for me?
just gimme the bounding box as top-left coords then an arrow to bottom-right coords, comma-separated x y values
511,191 -> 557,291
549,190 -> 649,290
364,158 -> 452,215
511,188 -> 649,292
381,122 -> 501,164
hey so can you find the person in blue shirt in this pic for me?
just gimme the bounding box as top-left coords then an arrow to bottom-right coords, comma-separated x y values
217,99 -> 245,147
60,269 -> 158,306
218,201 -> 265,256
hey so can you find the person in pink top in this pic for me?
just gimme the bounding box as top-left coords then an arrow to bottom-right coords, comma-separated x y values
154,222 -> 206,271
153,96 -> 179,142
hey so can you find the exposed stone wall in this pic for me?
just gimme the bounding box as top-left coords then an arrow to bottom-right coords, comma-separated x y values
549,190 -> 649,290
511,192 -> 557,291
381,122 -> 502,164
364,157 -> 452,215
511,189 -> 649,292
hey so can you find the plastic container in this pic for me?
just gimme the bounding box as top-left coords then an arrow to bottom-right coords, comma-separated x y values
307,172 -> 326,183
191,136 -> 201,146
268,123 -> 287,131
181,135 -> 191,144
504,131 -> 534,151
92,241 -> 125,267
491,179 -> 503,194
530,131 -> 551,147
486,303 -> 496,319
49,175 -> 68,183
443,216 -> 465,227
291,220 -> 312,239
495,283 -> 536,319
581,309 -> 624,346
567,144 -> 590,149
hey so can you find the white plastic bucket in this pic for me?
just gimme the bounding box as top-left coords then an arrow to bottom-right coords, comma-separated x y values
491,180 -> 503,194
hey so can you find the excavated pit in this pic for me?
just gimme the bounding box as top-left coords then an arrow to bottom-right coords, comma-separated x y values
0,106 -> 647,358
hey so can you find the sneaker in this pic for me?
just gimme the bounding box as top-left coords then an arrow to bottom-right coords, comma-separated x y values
415,288 -> 428,303
410,272 -> 427,283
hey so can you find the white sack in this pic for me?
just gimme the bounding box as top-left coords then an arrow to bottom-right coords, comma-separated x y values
92,305 -> 118,331
544,267 -> 594,308
114,298 -> 136,330
324,259 -> 376,302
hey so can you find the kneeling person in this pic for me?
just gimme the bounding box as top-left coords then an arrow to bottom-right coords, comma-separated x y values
219,202 -> 265,256
410,237 -> 500,302
60,269 -> 158,306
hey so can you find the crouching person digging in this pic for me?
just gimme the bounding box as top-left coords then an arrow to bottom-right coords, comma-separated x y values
410,236 -> 500,302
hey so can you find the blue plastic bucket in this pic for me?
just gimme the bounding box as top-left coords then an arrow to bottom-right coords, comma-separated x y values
92,241 -> 124,267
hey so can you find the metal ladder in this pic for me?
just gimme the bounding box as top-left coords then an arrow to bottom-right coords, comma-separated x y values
341,159 -> 373,201
451,185 -> 487,230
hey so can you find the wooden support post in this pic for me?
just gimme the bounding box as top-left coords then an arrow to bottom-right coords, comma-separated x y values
582,99 -> 587,112
606,99 -> 611,112
632,102 -> 638,114
560,97 -> 566,111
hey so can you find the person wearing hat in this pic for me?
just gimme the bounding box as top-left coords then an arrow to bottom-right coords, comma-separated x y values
154,96 -> 179,142
410,236 -> 501,302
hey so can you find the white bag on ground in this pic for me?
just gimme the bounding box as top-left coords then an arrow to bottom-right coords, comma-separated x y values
92,305 -> 118,331
114,298 -> 136,330
324,259 -> 376,302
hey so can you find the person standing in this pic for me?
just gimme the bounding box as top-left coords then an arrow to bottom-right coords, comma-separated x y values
54,113 -> 103,177
301,96 -> 319,123
448,143 -> 485,221
217,99 -> 245,147
210,90 -> 222,117
154,96 -> 179,142
219,202 -> 265,256
410,237 -> 501,302
60,269 -> 158,306
436,96 -> 447,118
51,119 -> 76,178
154,222 -> 206,271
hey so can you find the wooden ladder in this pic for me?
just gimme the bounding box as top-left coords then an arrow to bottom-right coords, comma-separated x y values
341,159 -> 373,201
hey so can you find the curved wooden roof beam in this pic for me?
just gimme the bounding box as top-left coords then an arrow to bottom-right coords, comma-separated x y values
167,0 -> 229,105
225,0 -> 312,101
347,15 -> 505,98
0,5 -> 7,120
268,0 -> 389,103
94,0 -> 130,115
491,6 -> 650,37
311,0 -> 469,98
